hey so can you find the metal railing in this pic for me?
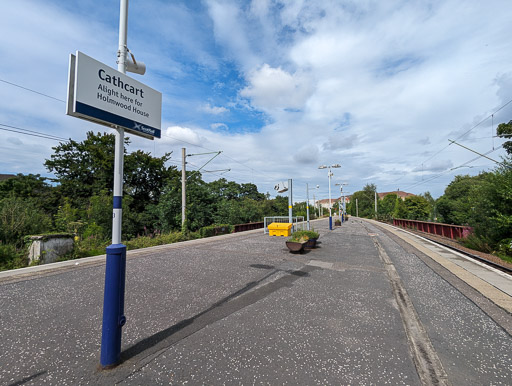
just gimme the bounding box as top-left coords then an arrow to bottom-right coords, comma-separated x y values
233,222 -> 264,233
263,216 -> 305,234
393,218 -> 473,240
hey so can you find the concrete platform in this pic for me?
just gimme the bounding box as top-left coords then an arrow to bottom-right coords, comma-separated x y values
0,218 -> 510,385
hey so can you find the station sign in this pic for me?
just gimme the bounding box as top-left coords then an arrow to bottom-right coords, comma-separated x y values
67,51 -> 161,139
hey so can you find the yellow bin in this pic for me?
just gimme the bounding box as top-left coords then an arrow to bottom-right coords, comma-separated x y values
268,222 -> 292,237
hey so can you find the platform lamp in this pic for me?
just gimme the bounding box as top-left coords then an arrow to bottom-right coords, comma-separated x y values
306,184 -> 319,230
335,183 -> 349,222
318,164 -> 340,230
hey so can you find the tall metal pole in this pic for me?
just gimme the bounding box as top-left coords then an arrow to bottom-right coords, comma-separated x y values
182,148 -> 186,231
313,192 -> 316,219
374,191 -> 378,218
356,198 -> 359,217
328,169 -> 332,230
306,183 -> 310,230
101,0 -> 128,368
288,179 -> 293,226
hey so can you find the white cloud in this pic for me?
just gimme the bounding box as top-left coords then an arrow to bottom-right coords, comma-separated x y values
210,123 -> 229,131
201,103 -> 228,115
163,126 -> 203,146
240,64 -> 313,112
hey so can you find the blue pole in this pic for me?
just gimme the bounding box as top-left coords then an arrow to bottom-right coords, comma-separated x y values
100,244 -> 127,367
329,216 -> 332,230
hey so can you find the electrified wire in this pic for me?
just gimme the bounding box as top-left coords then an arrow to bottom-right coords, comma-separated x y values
387,98 -> 512,189
0,78 -> 66,103
401,146 -> 502,191
0,123 -> 67,141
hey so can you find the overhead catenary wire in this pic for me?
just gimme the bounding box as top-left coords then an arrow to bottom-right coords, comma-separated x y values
0,123 -> 67,141
401,146 -> 502,191
385,98 -> 512,191
0,78 -> 66,103
418,98 -> 512,166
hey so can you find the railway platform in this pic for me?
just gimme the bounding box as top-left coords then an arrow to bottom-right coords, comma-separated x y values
0,218 -> 510,385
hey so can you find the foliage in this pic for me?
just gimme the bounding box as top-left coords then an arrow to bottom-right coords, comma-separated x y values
302,230 -> 320,239
436,174 -> 488,225
199,224 -> 233,238
292,201 -> 319,219
436,157 -> 512,259
348,184 -> 377,218
289,230 -> 319,243
496,120 -> 512,155
0,196 -> 52,246
124,231 -> 186,250
55,198 -> 80,232
0,243 -> 27,271
403,195 -> 431,220
44,131 -> 121,202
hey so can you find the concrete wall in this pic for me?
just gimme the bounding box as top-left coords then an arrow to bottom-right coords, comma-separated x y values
28,235 -> 74,264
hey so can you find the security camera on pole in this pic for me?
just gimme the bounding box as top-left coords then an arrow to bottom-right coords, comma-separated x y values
274,180 -> 293,225
318,164 -> 340,230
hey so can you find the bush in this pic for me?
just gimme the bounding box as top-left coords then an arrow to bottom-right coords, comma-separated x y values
125,231 -> 186,250
73,235 -> 109,258
460,234 -> 493,254
289,230 -> 318,243
0,196 -> 52,246
300,230 -> 319,239
199,224 -> 233,238
0,243 -> 27,271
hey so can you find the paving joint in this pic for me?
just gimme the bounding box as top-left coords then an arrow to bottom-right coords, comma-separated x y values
365,227 -> 450,386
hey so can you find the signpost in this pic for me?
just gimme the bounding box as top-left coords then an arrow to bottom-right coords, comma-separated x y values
66,0 -> 161,368
67,51 -> 161,139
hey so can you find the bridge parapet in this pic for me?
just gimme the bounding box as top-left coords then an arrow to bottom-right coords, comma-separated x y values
393,219 -> 473,239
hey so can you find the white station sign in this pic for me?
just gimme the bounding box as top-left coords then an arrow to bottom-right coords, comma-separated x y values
67,51 -> 162,139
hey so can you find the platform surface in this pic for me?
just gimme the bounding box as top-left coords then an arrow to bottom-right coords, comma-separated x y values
0,218 -> 511,385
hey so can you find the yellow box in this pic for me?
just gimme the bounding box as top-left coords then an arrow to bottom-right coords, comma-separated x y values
268,222 -> 292,237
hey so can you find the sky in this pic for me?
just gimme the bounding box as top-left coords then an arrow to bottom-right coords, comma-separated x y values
1,0 -> 512,202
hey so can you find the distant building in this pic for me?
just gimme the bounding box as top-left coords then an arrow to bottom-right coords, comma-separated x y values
317,196 -> 350,210
317,191 -> 414,209
0,174 -> 16,182
377,191 -> 415,201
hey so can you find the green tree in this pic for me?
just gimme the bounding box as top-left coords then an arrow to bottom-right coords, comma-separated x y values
392,195 -> 407,219
0,174 -> 59,215
436,174 -> 486,225
0,196 -> 52,246
497,120 -> 512,155
421,192 -> 436,221
349,184 -> 377,218
403,195 -> 430,220
469,160 -> 512,252
45,131 -> 121,201
378,193 -> 398,221
124,149 -> 175,214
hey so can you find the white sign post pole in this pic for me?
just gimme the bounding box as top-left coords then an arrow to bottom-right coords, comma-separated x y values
100,0 -> 129,368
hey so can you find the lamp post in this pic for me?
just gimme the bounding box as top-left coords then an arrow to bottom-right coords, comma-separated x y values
318,164 -> 340,230
306,184 -> 319,230
335,183 -> 348,222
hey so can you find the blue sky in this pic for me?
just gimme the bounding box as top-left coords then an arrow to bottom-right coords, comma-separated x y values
1,0 -> 512,201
